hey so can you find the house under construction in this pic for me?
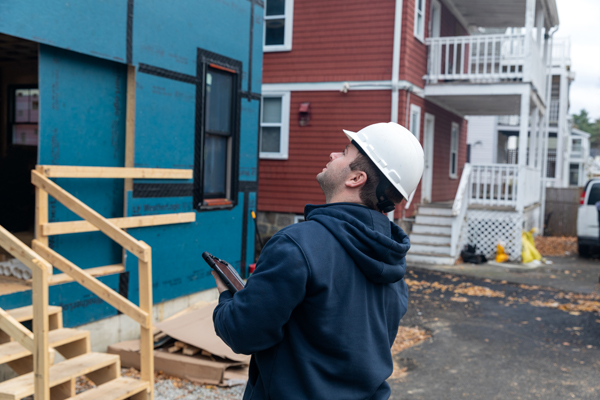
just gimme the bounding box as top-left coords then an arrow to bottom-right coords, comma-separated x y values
0,0 -> 262,398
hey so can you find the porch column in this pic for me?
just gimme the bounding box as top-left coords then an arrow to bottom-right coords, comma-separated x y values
517,88 -> 531,211
557,71 -> 568,186
529,106 -> 539,168
536,109 -> 545,171
535,6 -> 545,53
523,0 -> 536,82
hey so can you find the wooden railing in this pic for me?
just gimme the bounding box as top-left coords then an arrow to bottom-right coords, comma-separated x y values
0,224 -> 52,398
468,164 -> 542,210
450,163 -> 472,257
425,33 -> 547,95
469,164 -> 519,207
0,165 -> 195,399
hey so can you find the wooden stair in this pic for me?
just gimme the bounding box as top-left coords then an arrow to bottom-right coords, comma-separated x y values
0,352 -> 120,400
69,377 -> 149,400
0,305 -> 149,399
0,329 -> 89,365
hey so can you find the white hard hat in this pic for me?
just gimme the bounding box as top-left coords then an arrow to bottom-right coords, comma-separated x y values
343,122 -> 424,200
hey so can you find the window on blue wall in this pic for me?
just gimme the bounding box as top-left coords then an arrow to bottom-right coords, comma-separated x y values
194,49 -> 242,210
264,0 -> 294,52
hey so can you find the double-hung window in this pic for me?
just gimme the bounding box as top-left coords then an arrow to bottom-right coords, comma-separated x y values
414,0 -> 426,42
264,0 -> 294,52
450,122 -> 459,178
194,49 -> 241,210
409,104 -> 421,141
260,92 -> 290,159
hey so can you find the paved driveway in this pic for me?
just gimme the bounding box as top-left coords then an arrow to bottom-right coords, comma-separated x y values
389,260 -> 600,400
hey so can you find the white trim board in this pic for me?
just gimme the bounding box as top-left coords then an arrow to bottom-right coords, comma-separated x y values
262,80 -> 425,97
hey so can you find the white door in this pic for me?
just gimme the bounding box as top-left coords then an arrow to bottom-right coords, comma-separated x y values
422,113 -> 435,203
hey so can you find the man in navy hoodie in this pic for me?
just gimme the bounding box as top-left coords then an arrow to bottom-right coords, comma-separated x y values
212,122 -> 424,399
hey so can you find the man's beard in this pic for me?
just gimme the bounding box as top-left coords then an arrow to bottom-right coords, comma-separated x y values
317,166 -> 349,203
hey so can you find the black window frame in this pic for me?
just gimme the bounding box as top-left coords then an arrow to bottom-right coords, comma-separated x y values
194,48 -> 242,211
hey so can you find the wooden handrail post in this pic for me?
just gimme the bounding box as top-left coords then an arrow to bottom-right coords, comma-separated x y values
35,165 -> 49,247
33,264 -> 50,400
138,241 -> 154,399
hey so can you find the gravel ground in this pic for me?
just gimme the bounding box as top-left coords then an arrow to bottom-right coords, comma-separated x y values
154,379 -> 246,400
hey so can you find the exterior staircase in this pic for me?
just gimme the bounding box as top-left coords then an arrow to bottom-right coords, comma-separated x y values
406,202 -> 457,265
0,305 -> 148,400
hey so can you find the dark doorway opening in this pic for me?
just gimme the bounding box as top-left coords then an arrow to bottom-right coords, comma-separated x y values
0,34 -> 39,267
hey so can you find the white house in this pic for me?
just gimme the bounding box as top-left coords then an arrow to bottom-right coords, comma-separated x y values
406,0 -> 560,265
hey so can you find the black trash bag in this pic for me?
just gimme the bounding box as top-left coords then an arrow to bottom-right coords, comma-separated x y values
461,244 -> 488,264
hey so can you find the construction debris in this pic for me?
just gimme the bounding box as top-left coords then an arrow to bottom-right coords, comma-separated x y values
108,300 -> 249,387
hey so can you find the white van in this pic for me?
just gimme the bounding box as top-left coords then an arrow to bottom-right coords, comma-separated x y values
577,179 -> 600,256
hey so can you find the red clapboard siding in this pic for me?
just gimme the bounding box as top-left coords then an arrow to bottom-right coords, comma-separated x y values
399,0 -> 469,87
258,90 -> 392,214
391,92 -> 467,217
263,0 -> 396,84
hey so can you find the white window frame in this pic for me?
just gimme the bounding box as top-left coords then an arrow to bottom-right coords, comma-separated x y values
260,91 -> 290,160
293,215 -> 305,224
450,122 -> 459,179
263,0 -> 294,52
409,104 -> 422,141
414,0 -> 426,42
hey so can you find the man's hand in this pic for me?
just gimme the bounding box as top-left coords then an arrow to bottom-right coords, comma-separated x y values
211,271 -> 229,294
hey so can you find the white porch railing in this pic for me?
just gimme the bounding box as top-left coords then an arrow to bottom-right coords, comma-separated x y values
450,164 -> 471,257
552,37 -> 571,67
469,164 -> 519,207
522,166 -> 542,208
425,33 -> 546,95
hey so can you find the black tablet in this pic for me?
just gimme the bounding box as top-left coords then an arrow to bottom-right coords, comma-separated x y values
202,251 -> 245,294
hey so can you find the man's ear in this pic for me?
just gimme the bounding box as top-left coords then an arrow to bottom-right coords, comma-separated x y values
345,170 -> 367,188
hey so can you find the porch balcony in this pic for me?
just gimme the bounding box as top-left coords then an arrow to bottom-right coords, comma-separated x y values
423,32 -> 547,115
425,33 -> 546,96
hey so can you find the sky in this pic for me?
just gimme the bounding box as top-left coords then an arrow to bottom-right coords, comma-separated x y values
555,0 -> 600,120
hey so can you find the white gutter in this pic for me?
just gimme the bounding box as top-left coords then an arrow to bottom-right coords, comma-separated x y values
388,0 -> 403,222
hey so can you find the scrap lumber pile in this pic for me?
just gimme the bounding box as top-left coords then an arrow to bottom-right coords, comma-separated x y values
108,300 -> 249,386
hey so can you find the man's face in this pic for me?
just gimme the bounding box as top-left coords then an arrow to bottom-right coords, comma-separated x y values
316,143 -> 359,201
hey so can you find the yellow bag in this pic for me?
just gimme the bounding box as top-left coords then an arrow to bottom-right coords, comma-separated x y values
521,229 -> 541,263
496,243 -> 509,263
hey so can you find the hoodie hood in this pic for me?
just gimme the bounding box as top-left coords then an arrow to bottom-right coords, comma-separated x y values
305,203 -> 410,284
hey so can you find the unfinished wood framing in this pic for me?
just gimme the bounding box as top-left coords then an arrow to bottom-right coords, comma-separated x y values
32,265 -> 50,400
0,308 -> 34,353
125,65 -> 136,194
0,225 -> 53,274
138,242 -> 154,400
42,212 -> 196,236
39,165 -> 192,180
35,165 -> 49,247
35,264 -> 125,286
32,241 -> 150,329
31,171 -> 150,262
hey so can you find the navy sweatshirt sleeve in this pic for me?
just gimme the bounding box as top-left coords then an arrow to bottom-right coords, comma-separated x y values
213,232 -> 310,355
